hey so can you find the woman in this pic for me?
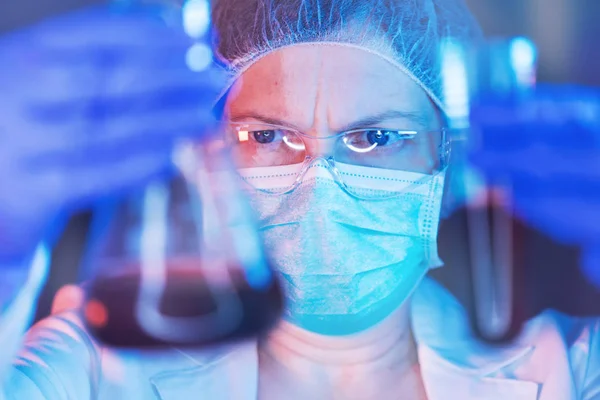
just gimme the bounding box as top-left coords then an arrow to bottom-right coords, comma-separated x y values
2,0 -> 600,399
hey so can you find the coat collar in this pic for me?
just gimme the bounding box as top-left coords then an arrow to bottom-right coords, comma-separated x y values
152,277 -> 577,400
411,277 -> 536,375
411,278 -> 541,399
412,278 -> 578,400
149,342 -> 258,400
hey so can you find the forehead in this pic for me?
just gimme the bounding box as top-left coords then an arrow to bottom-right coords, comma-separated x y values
225,44 -> 439,131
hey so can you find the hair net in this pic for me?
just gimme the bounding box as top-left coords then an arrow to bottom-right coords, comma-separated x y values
212,0 -> 482,112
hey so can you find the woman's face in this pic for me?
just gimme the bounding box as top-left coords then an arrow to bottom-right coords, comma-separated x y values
224,45 -> 442,164
223,45 -> 446,335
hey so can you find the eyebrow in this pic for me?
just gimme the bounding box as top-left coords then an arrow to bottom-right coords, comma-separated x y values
229,113 -> 304,131
228,110 -> 430,133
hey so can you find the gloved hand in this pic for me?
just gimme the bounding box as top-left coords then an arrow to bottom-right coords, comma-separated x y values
0,4 -> 224,264
469,84 -> 600,286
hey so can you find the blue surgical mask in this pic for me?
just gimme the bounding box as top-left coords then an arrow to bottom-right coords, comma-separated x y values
241,160 -> 446,335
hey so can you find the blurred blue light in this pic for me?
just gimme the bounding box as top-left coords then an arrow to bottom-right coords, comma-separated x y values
510,37 -> 537,87
186,43 -> 212,72
440,39 -> 470,130
183,0 -> 210,39
510,37 -> 537,69
244,264 -> 273,291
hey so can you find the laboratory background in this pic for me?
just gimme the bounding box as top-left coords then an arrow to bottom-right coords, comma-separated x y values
1,0 -> 600,398
1,0 -> 596,322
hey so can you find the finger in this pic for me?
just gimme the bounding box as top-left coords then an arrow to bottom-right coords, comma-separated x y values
9,49 -> 227,103
469,146 -> 600,181
471,84 -> 600,127
1,4 -> 194,51
0,6 -> 225,102
470,92 -> 600,152
470,125 -> 600,157
513,198 -> 600,245
25,78 -> 222,129
31,146 -> 176,210
3,65 -> 225,158
0,8 -> 193,88
52,284 -> 85,314
18,103 -> 220,162
471,101 -> 600,129
29,132 -> 179,170
3,53 -> 226,109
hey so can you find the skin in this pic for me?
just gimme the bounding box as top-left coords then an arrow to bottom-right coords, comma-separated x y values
225,44 -> 442,400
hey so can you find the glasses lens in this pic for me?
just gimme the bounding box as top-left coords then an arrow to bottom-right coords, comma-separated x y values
335,130 -> 443,173
227,123 -> 306,193
333,130 -> 448,199
227,123 -> 306,167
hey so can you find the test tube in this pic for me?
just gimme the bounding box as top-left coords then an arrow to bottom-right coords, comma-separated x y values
440,37 -> 538,342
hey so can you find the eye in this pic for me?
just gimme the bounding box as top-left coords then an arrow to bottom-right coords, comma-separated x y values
341,129 -> 417,153
253,130 -> 277,144
366,130 -> 391,146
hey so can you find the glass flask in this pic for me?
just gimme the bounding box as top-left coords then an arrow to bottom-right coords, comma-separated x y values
81,139 -> 283,348
74,0 -> 283,349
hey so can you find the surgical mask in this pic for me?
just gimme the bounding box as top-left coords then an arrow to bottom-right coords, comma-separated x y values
240,159 -> 446,335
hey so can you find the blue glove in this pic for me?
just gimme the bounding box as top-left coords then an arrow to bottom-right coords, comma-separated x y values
0,4 -> 225,263
469,84 -> 600,286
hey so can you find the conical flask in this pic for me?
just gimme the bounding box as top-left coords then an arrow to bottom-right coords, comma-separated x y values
81,139 -> 283,348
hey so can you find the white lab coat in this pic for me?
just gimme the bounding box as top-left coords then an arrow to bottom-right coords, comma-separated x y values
2,254 -> 600,400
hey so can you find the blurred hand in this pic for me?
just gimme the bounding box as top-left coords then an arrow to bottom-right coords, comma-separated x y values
469,84 -> 600,286
0,4 -> 224,262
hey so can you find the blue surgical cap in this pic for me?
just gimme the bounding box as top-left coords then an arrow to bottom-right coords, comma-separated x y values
212,0 -> 482,113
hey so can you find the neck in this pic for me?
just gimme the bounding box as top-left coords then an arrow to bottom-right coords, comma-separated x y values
258,303 -> 428,400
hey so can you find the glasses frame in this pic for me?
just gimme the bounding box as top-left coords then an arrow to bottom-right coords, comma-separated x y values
224,121 -> 452,200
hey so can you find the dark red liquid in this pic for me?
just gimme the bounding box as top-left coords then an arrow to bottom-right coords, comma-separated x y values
83,260 -> 283,349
